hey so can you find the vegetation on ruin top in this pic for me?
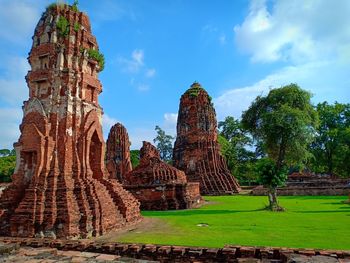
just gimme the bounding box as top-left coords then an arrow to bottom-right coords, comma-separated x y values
87,49 -> 105,72
114,195 -> 350,250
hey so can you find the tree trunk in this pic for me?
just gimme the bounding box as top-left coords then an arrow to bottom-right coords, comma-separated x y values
267,187 -> 284,211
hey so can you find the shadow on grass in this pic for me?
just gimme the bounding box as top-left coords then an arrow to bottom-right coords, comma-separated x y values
281,196 -> 348,200
296,209 -> 350,213
142,208 -> 266,217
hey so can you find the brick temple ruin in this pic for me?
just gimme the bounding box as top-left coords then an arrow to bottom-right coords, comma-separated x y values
252,172 -> 350,196
105,123 -> 132,182
0,4 -> 141,238
173,83 -> 241,195
106,125 -> 202,210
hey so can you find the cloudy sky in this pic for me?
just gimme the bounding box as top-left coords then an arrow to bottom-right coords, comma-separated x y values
0,0 -> 349,150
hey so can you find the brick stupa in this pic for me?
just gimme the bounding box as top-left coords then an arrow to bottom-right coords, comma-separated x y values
124,142 -> 202,210
173,83 -> 241,195
0,3 -> 140,238
106,123 -> 132,182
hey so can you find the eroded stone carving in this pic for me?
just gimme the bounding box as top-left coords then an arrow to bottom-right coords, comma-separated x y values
173,82 -> 241,195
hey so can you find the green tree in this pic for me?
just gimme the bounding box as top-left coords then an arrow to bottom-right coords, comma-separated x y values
153,126 -> 174,162
242,84 -> 318,210
309,102 -> 350,177
130,150 -> 140,168
218,117 -> 258,185
0,155 -> 16,182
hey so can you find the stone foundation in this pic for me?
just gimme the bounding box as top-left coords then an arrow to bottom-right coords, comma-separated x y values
0,237 -> 349,263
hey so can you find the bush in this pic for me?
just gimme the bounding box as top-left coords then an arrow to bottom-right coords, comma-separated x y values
87,49 -> 105,72
56,16 -> 70,38
0,156 -> 16,183
71,0 -> 79,12
74,22 -> 81,32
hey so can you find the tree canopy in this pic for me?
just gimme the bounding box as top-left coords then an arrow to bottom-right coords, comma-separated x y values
153,126 -> 174,162
242,84 -> 318,169
309,102 -> 350,177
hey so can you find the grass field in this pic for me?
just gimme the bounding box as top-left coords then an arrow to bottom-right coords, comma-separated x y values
113,195 -> 350,250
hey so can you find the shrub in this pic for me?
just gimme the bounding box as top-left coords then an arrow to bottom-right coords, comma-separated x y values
71,0 -> 79,12
87,49 -> 105,72
56,16 -> 70,38
74,22 -> 81,32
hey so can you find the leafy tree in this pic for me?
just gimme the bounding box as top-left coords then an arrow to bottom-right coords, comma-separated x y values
0,156 -> 16,183
309,102 -> 350,177
0,149 -> 11,157
130,150 -> 140,168
218,117 -> 258,185
256,158 -> 287,211
153,126 -> 174,162
242,84 -> 318,210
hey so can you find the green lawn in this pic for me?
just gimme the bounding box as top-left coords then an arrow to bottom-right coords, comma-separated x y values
116,195 -> 350,250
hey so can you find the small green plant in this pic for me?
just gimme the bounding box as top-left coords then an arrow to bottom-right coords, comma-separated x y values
74,21 -> 81,32
87,49 -> 105,72
187,82 -> 203,97
56,16 -> 70,38
71,0 -> 79,12
46,2 -> 65,11
46,3 -> 57,10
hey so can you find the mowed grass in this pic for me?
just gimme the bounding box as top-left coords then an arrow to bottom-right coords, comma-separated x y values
116,195 -> 350,250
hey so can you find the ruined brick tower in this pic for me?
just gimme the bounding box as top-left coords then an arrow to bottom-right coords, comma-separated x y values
106,123 -> 132,182
0,3 -> 140,238
173,82 -> 241,195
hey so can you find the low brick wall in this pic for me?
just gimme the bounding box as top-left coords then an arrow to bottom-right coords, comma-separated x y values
251,186 -> 350,196
0,237 -> 349,262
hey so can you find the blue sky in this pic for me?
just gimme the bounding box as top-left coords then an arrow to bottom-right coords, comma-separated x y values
0,0 -> 349,150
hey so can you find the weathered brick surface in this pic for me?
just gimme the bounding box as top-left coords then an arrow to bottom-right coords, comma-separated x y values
124,142 -> 203,210
105,123 -> 132,182
0,4 -> 141,239
173,82 -> 241,195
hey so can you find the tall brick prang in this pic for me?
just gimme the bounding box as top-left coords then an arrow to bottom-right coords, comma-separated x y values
173,82 -> 241,195
0,3 -> 141,238
106,123 -> 132,182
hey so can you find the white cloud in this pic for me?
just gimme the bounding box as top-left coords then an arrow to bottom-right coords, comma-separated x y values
163,113 -> 178,136
0,0 -> 41,44
118,49 -> 144,73
0,108 -> 22,149
219,34 -> 227,45
128,128 -> 156,150
145,68 -> 156,78
132,49 -> 144,66
214,60 -> 350,121
234,0 -> 350,63
102,113 -> 119,139
215,0 -> 350,122
118,49 -> 156,91
137,84 -> 150,92
0,56 -> 30,105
